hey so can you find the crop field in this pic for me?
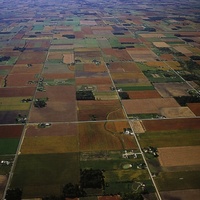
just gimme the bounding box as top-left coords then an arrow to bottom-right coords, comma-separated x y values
142,118 -> 200,132
160,107 -> 196,118
43,63 -> 73,74
78,122 -> 137,151
10,153 -> 80,198
153,82 -> 192,97
0,110 -> 28,124
0,97 -> 31,111
187,103 -> 200,116
139,130 -> 200,148
0,125 -> 23,138
155,171 -> 200,191
11,64 -> 43,74
6,73 -> 38,87
127,90 -> 161,99
160,189 -> 200,200
0,87 -> 36,97
76,77 -> 112,85
0,138 -> 20,155
158,146 -> 200,167
77,100 -> 126,121
83,63 -> 107,72
108,62 -> 141,73
16,51 -> 47,64
93,91 -> 118,100
122,98 -> 179,115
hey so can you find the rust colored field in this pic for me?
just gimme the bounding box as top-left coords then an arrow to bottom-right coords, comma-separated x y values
103,48 -> 132,61
7,73 -> 38,87
63,53 -> 74,64
105,121 -> 130,133
76,77 -> 112,85
0,87 -> 35,97
97,84 -> 113,92
108,62 -> 141,73
77,100 -> 126,121
146,61 -> 171,70
25,123 -> 78,137
160,54 -> 174,61
161,189 -> 200,200
83,63 -> 107,72
79,122 -> 126,151
127,90 -> 161,99
81,26 -> 93,34
153,82 -> 191,97
0,175 -> 7,200
0,125 -> 23,138
142,118 -> 200,131
158,146 -> 200,167
165,61 -> 182,70
16,51 -> 47,64
173,46 -> 192,55
11,64 -> 43,74
118,37 -> 136,44
139,33 -> 165,38
122,98 -> 179,114
160,107 -> 196,118
187,103 -> 200,116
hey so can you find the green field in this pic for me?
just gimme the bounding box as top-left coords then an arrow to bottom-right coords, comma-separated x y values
32,25 -> 44,31
155,171 -> 200,191
0,97 -> 31,111
139,130 -> 200,148
0,138 -> 20,155
11,153 -> 80,198
116,85 -> 155,91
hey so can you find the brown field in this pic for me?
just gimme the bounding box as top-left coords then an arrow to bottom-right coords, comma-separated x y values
108,62 -> 142,73
146,61 -> 171,70
77,100 -> 126,121
0,175 -> 7,200
153,42 -> 170,48
142,118 -> 200,131
29,86 -> 77,122
98,195 -> 121,200
187,103 -> 200,116
25,40 -> 51,49
102,48 -> 133,61
160,54 -> 175,61
0,87 -> 36,97
160,107 -> 196,118
63,53 -> 74,64
25,123 -> 78,137
79,122 -> 134,151
127,48 -> 157,61
131,120 -> 146,133
139,33 -> 165,38
153,82 -> 191,97
43,63 -> 73,74
83,63 -> 107,72
158,146 -> 200,167
173,46 -> 192,55
96,84 -> 113,92
112,72 -> 150,85
74,31 -> 84,39
76,77 -> 112,85
118,37 -> 137,44
42,72 -> 74,80
10,64 -> 43,74
7,73 -> 38,87
127,90 -> 161,99
47,52 -> 63,60
122,98 -> 179,114
0,125 -> 23,138
165,61 -> 182,70
16,51 -> 47,64
161,189 -> 200,200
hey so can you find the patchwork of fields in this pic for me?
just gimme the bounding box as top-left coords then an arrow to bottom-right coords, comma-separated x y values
0,0 -> 200,199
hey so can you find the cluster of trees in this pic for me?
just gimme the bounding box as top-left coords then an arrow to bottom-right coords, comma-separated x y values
34,98 -> 48,108
175,95 -> 200,106
0,56 -> 10,62
5,188 -> 22,200
13,47 -> 26,52
119,91 -> 130,99
76,91 -> 95,100
62,34 -> 75,39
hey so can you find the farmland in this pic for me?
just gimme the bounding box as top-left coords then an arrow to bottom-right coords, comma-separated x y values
0,0 -> 200,199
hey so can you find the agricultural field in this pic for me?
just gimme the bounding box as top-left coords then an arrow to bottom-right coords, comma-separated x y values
0,0 -> 200,199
